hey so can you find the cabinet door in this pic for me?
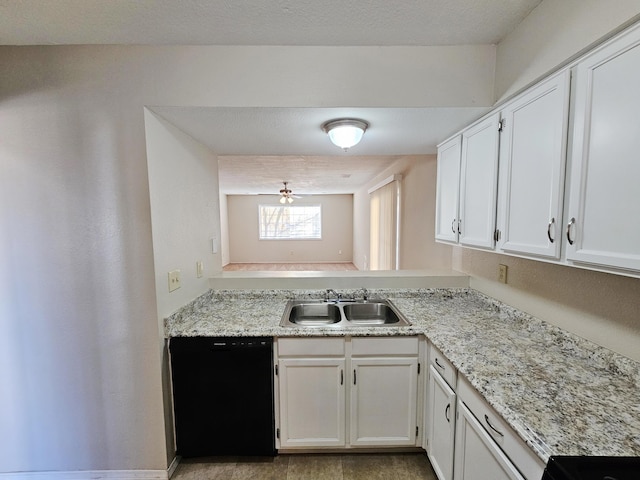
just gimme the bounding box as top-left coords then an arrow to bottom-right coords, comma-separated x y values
350,357 -> 419,446
459,114 -> 500,249
566,25 -> 640,273
436,136 -> 462,243
427,366 -> 457,480
497,70 -> 570,259
278,358 -> 346,447
454,401 -> 525,480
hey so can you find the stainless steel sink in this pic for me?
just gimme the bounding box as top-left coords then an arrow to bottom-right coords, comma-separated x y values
342,302 -> 402,325
280,299 -> 410,328
288,303 -> 342,326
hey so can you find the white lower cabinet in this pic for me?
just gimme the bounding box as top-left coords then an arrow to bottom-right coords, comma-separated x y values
276,336 -> 421,450
455,376 -> 545,480
424,347 -> 544,480
453,401 -> 524,480
278,357 -> 346,448
427,365 -> 457,480
350,356 -> 419,446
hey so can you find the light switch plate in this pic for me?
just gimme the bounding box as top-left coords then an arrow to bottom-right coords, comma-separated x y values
168,270 -> 181,292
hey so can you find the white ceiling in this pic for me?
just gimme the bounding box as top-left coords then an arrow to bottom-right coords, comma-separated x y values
1,0 -> 542,194
150,106 -> 489,194
1,0 -> 542,46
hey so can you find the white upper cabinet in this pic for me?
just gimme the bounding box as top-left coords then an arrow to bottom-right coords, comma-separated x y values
435,135 -> 462,244
565,25 -> 640,273
496,70 -> 571,259
459,113 -> 501,250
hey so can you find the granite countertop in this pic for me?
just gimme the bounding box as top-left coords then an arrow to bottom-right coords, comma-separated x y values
165,288 -> 640,463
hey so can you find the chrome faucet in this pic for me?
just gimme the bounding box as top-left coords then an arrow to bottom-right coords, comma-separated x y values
357,287 -> 369,301
324,288 -> 341,302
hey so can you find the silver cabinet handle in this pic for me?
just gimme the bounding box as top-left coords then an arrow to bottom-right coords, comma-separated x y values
445,403 -> 451,423
547,218 -> 555,243
484,414 -> 504,437
458,219 -> 462,235
452,219 -> 457,234
340,369 -> 343,385
566,217 -> 576,245
353,369 -> 356,385
434,358 -> 445,370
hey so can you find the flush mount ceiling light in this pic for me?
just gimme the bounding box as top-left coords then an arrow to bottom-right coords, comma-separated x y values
322,119 -> 369,151
279,181 -> 294,204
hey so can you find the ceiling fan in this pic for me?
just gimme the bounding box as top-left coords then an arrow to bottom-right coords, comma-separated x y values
278,181 -> 301,204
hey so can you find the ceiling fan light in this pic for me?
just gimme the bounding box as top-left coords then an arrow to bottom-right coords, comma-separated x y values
279,196 -> 286,204
287,196 -> 293,204
322,119 -> 368,151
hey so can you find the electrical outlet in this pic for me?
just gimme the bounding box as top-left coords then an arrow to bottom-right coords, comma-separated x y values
196,261 -> 204,278
168,270 -> 181,292
498,264 -> 508,284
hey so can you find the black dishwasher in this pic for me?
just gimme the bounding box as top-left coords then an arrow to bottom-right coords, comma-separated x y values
169,337 -> 275,457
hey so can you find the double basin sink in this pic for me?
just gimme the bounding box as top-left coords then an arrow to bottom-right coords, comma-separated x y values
280,299 -> 411,328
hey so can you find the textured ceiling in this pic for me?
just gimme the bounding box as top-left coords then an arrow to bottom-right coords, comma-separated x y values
1,0 -> 542,46
219,156 -> 406,195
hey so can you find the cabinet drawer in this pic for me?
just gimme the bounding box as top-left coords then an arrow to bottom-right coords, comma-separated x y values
278,337 -> 345,356
457,375 -> 545,480
351,336 -> 419,356
429,345 -> 457,388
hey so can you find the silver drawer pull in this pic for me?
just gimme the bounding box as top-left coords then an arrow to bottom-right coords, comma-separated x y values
484,414 -> 504,437
452,219 -> 457,234
547,218 -> 555,243
566,217 -> 576,245
445,403 -> 451,423
434,358 -> 445,370
340,369 -> 344,385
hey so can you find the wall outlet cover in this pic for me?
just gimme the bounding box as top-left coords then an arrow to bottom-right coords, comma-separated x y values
498,264 -> 508,284
196,261 -> 204,278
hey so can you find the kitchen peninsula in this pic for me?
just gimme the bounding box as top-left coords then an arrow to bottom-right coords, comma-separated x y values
165,286 -> 640,477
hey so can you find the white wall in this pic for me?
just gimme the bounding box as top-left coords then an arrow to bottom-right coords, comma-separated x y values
227,194 -> 353,263
145,109 -> 222,319
495,0 -> 640,100
219,192 -> 230,266
353,156 -> 453,271
352,184 -> 370,270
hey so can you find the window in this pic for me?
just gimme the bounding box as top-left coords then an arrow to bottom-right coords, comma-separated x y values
259,204 -> 322,240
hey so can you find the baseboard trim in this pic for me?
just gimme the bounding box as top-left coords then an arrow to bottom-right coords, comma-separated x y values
167,456 -> 181,479
0,470 -> 168,479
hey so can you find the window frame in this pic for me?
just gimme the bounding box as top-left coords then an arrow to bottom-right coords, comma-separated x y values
258,204 -> 323,240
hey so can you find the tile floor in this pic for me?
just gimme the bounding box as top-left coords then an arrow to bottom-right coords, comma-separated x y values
172,453 -> 437,480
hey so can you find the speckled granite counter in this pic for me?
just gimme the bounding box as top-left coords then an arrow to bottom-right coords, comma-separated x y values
165,288 -> 640,464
